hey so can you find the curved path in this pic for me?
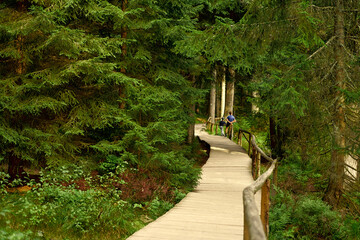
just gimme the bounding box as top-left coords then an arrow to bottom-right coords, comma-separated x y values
127,125 -> 261,240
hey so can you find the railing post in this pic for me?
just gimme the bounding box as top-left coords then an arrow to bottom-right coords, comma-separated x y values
261,179 -> 271,237
252,147 -> 257,179
257,152 -> 261,179
244,214 -> 249,240
248,134 -> 252,155
215,124 -> 218,135
273,161 -> 278,186
238,131 -> 242,145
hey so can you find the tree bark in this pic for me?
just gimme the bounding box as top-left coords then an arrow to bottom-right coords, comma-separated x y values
216,75 -> 221,118
251,91 -> 259,113
221,66 -> 226,117
225,68 -> 235,115
269,117 -> 277,158
119,0 -> 128,109
187,103 -> 196,144
8,0 -> 28,179
8,152 -> 25,180
187,76 -> 196,144
324,0 -> 346,207
209,68 -> 216,125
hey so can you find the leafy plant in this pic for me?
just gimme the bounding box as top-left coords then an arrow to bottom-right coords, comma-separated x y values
98,155 -> 128,175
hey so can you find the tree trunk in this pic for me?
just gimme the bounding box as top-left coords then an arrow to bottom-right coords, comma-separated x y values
187,103 -> 196,144
8,0 -> 28,180
8,153 -> 25,180
209,68 -> 216,125
269,117 -> 286,160
269,117 -> 277,158
221,66 -> 226,117
251,91 -> 259,113
216,75 -> 221,118
324,0 -> 346,207
187,76 -> 196,144
225,68 -> 235,115
119,0 -> 128,109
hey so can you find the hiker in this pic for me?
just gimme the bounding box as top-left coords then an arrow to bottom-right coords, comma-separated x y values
219,117 -> 226,136
226,111 -> 236,137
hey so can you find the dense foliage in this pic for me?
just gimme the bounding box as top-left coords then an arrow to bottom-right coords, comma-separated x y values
1,0 -> 360,239
0,0 -> 205,238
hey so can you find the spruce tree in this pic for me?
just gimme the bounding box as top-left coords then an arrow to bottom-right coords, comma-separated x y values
0,0 -> 204,184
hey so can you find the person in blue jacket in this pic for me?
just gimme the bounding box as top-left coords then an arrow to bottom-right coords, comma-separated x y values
226,111 -> 236,137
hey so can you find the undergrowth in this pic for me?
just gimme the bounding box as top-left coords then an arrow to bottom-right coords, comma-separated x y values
0,140 -> 205,239
270,153 -> 360,239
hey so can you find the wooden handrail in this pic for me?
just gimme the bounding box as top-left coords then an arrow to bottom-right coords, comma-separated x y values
205,121 -> 277,239
243,160 -> 277,240
238,130 -> 277,240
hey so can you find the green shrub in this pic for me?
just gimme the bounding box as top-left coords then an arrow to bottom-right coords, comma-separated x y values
99,155 -> 128,175
270,189 -> 349,240
13,186 -> 132,233
147,197 -> 173,220
0,172 -> 10,194
269,187 -> 296,240
293,197 -> 347,239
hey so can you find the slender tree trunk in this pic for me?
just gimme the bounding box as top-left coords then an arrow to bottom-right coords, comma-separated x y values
251,91 -> 259,112
221,66 -> 226,117
269,117 -> 277,158
187,76 -> 196,144
357,158 -> 360,183
8,153 -> 25,180
188,103 -> 196,144
119,0 -> 127,109
209,68 -> 216,125
225,68 -> 235,115
8,0 -> 27,179
216,74 -> 221,118
324,0 -> 346,207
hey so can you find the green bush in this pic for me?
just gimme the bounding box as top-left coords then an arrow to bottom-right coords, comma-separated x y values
270,190 -> 349,240
10,186 -> 134,233
99,155 -> 128,175
0,165 -> 138,239
269,187 -> 296,240
293,197 -> 347,239
147,197 -> 173,220
0,172 -> 10,194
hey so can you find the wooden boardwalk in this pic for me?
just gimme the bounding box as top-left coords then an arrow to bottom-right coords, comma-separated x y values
127,125 -> 261,240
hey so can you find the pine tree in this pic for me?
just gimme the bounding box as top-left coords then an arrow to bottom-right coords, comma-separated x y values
0,0 -> 204,182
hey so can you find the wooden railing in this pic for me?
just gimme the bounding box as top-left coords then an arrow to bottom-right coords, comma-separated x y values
206,119 -> 278,240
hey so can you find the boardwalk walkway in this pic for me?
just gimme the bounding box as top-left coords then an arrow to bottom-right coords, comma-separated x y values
127,124 -> 261,240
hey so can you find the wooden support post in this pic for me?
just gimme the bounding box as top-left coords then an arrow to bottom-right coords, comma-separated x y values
239,131 -> 243,146
248,134 -> 252,155
257,152 -> 261,179
261,179 -> 271,237
244,214 -> 249,240
273,161 -> 278,186
252,148 -> 257,179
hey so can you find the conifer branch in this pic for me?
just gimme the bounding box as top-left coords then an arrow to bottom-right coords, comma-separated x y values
310,5 -> 334,11
307,36 -> 336,60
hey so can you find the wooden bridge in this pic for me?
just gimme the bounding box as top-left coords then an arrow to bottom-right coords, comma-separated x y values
127,123 -> 276,240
